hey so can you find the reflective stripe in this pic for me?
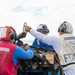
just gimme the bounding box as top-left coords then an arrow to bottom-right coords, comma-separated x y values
64,37 -> 75,40
0,47 -> 10,52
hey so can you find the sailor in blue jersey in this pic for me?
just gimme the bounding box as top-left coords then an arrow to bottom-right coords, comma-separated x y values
32,24 -> 54,75
32,24 -> 53,49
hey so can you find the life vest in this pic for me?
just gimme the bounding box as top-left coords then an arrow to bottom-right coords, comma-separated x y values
59,33 -> 75,70
0,41 -> 19,75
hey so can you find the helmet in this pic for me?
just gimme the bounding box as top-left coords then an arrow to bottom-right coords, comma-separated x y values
58,21 -> 73,34
37,24 -> 49,34
0,26 -> 16,40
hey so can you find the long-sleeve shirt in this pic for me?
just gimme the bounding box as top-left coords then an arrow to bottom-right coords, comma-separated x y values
30,29 -> 60,54
13,46 -> 34,66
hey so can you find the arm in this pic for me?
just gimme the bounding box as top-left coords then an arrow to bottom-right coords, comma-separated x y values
24,26 -> 60,54
13,46 -> 34,66
30,29 -> 59,46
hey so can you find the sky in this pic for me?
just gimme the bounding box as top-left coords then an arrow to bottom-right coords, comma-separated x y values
0,0 -> 75,42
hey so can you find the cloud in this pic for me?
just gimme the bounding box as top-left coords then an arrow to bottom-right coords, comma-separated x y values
0,0 -> 75,40
12,6 -> 24,12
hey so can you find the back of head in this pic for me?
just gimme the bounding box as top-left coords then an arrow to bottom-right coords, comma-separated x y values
0,26 -> 16,41
58,21 -> 73,34
37,24 -> 49,34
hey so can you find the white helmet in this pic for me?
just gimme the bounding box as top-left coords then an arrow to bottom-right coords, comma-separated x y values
37,24 -> 49,34
58,21 -> 73,34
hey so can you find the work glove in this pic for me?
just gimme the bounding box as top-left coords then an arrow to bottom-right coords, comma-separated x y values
15,32 -> 27,41
21,44 -> 29,50
18,32 -> 27,39
24,26 -> 32,32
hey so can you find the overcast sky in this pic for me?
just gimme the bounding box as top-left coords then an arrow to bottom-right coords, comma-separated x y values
0,0 -> 75,41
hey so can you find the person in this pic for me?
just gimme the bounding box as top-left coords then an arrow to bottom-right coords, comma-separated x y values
32,24 -> 54,75
24,21 -> 75,75
32,24 -> 53,49
0,26 -> 34,75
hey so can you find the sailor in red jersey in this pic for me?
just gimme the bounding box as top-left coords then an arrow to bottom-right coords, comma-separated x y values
0,26 -> 34,75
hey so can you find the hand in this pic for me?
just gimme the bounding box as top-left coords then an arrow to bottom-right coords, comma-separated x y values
18,32 -> 27,39
21,44 -> 29,50
24,26 -> 31,32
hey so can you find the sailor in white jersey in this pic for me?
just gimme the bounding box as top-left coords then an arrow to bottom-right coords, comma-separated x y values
24,21 -> 75,75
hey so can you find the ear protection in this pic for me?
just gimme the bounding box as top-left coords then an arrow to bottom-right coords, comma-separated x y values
10,33 -> 15,40
58,21 -> 67,32
58,27 -> 66,32
42,25 -> 49,33
9,26 -> 16,40
0,26 -> 16,40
